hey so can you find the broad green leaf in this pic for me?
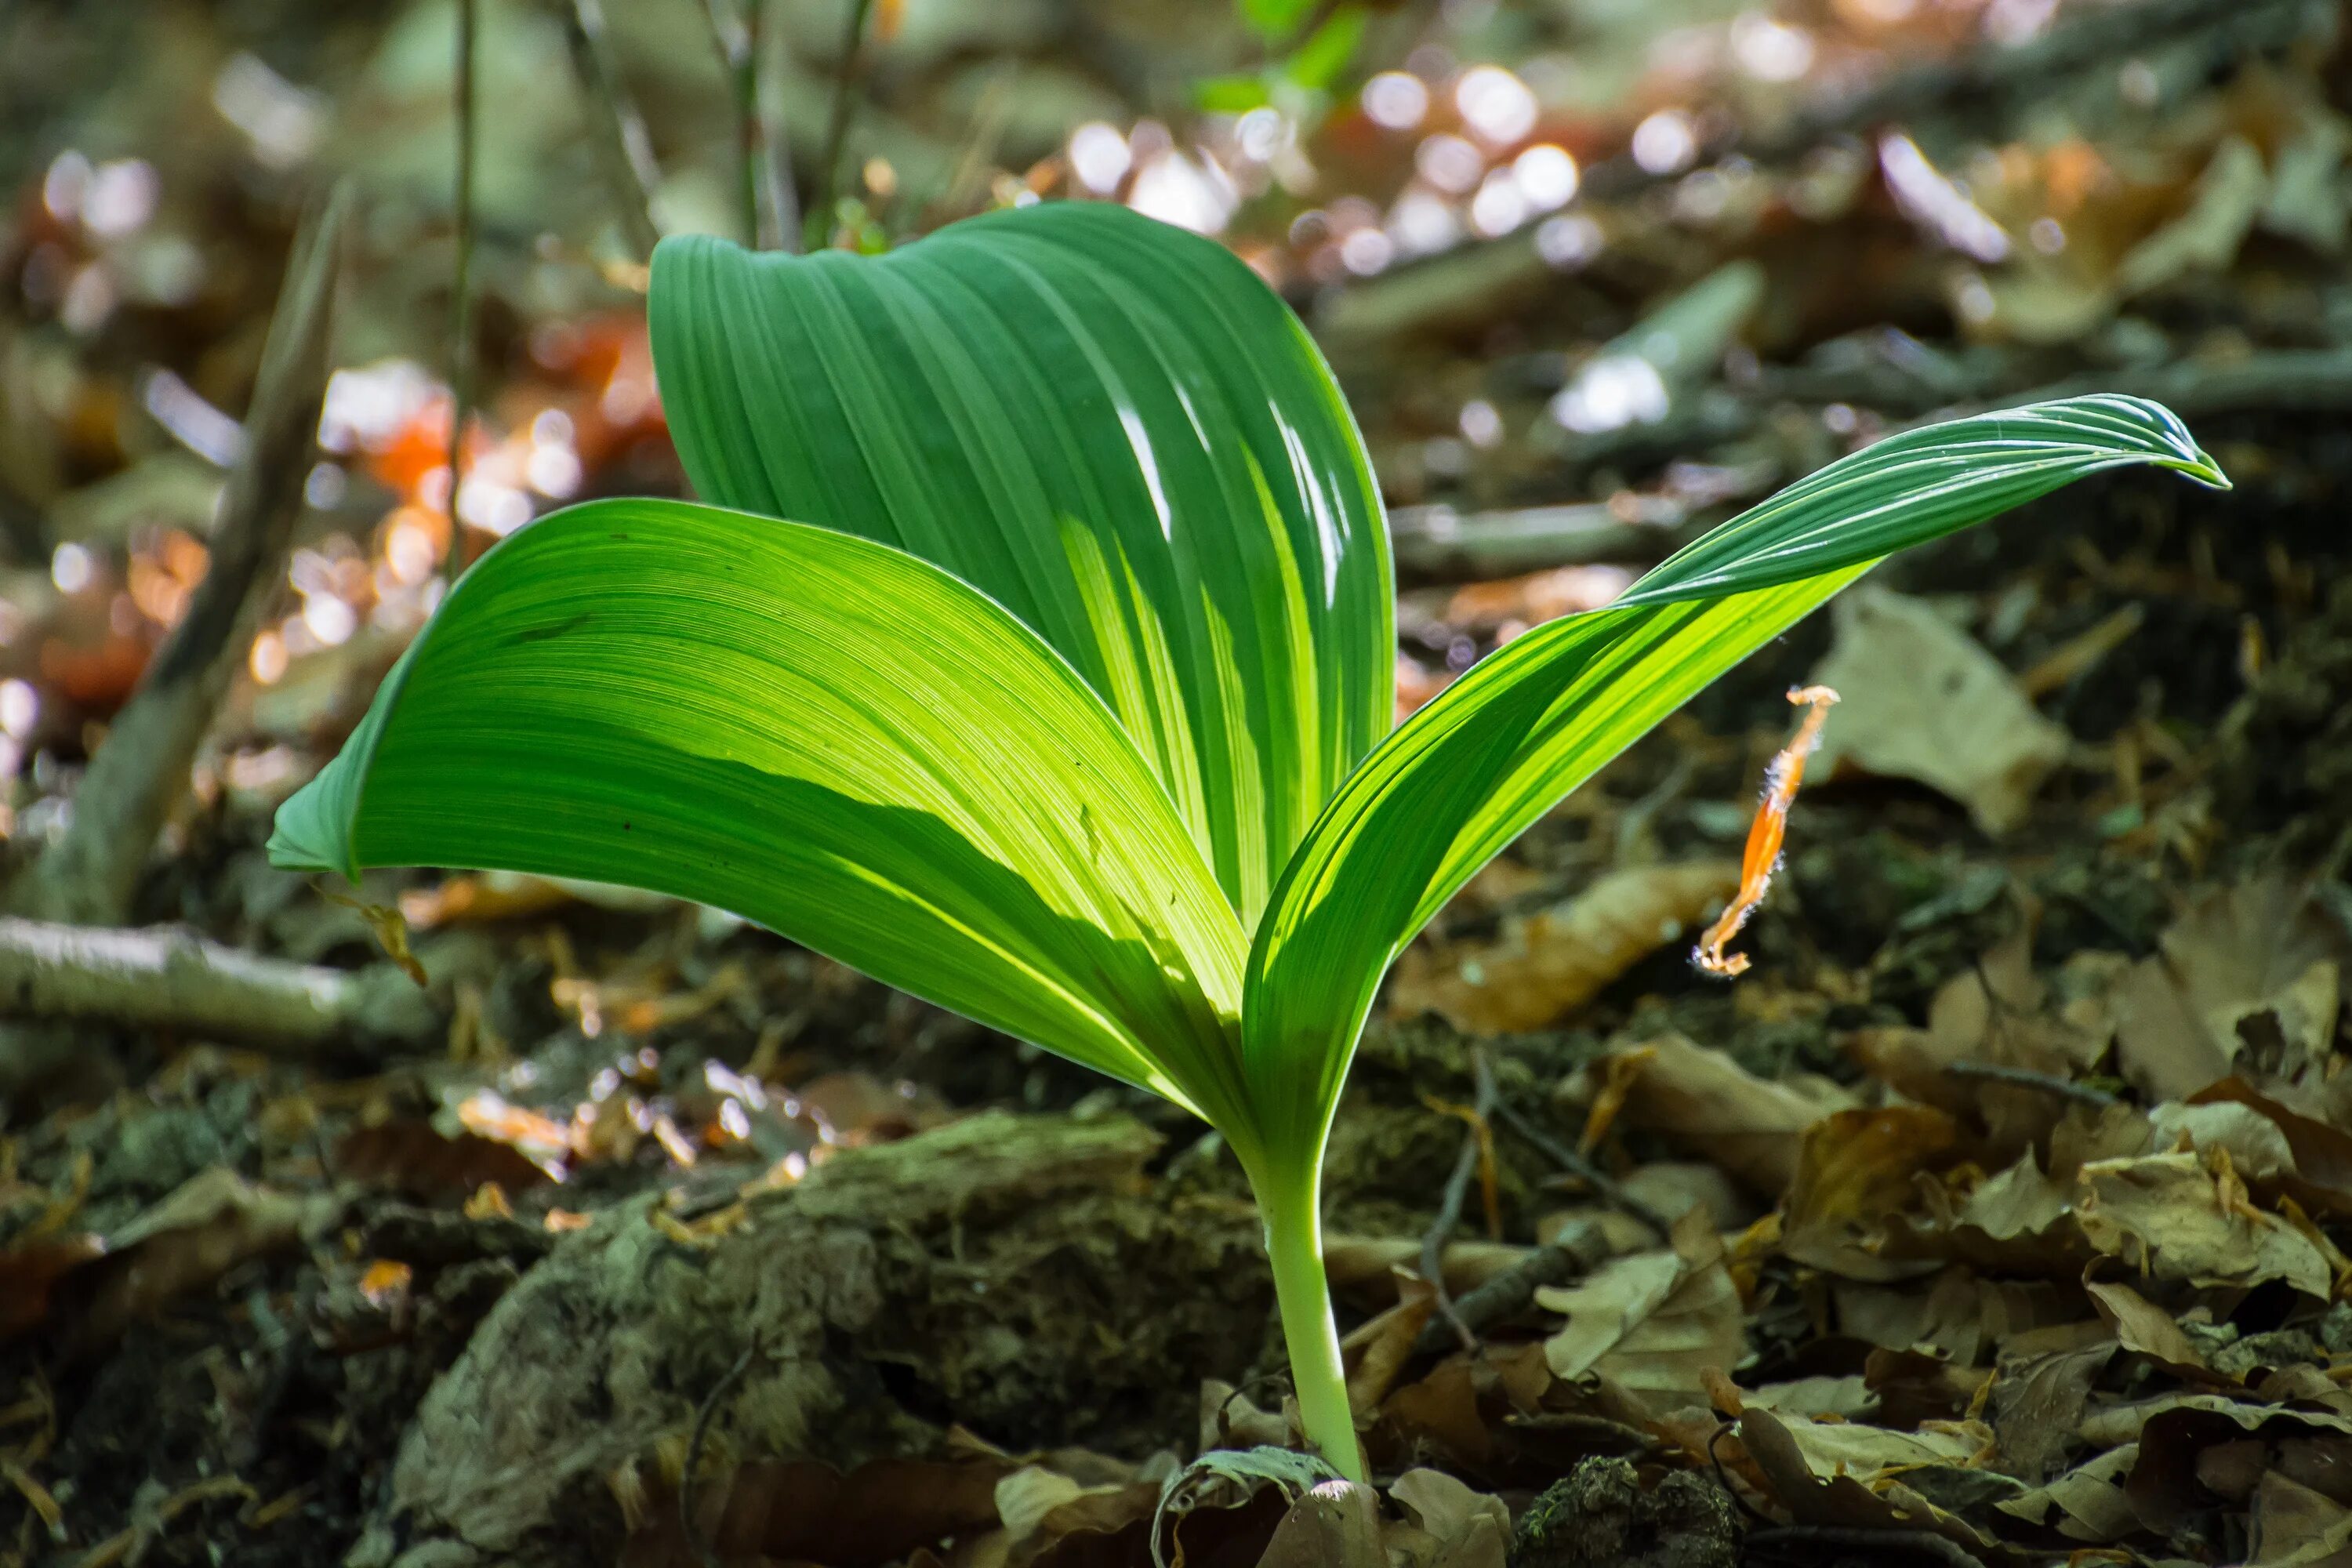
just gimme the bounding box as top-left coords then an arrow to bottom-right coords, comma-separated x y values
1240,396 -> 2227,1181
650,204 -> 1392,927
1283,7 -> 1367,90
267,498 -> 1256,1136
1239,0 -> 1319,38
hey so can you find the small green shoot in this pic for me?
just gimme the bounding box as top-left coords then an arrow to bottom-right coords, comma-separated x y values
270,201 -> 2227,1481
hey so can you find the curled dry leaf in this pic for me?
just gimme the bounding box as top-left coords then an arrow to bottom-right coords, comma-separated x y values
1388,862 -> 1740,1033
1993,1442 -> 2141,1543
1386,1469 -> 1511,1568
1780,1104 -> 1967,1281
2076,1147 -> 2332,1297
2082,1276 -> 2220,1381
1537,1210 -> 1747,1415
1808,585 -> 2073,834
1561,1034 -> 1850,1195
2248,1472 -> 2352,1568
1836,1267 -> 2082,1366
2114,874 -> 2348,1103
1736,1404 -> 1998,1553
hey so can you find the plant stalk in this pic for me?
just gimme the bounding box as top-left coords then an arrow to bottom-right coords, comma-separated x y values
1260,1174 -> 1365,1484
449,0 -> 479,581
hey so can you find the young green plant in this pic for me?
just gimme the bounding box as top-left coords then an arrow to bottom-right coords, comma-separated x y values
270,203 -> 2226,1482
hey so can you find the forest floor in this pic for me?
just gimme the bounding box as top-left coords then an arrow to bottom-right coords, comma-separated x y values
5,1 -> 2352,1565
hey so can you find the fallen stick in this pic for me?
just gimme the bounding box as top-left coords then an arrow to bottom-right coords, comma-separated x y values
0,916 -> 435,1051
9,186 -> 348,926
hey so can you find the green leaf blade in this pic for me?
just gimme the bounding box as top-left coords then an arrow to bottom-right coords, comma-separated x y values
649,203 -> 1393,925
270,497 -> 1254,1134
1241,395 -> 2226,1181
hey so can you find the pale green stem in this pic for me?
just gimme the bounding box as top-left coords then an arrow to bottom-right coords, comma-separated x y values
1259,1171 -> 1365,1484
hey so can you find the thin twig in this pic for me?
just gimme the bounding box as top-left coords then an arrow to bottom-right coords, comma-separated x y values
811,0 -> 877,248
755,2 -> 799,252
7,187 -> 348,927
1943,1061 -> 2120,1109
1420,1048 -> 1498,1352
680,1337 -> 762,1566
1744,1524 -> 1982,1568
701,0 -> 764,246
449,0 -> 480,582
559,0 -> 662,260
1408,1215 -> 1614,1356
1491,1099 -> 1675,1236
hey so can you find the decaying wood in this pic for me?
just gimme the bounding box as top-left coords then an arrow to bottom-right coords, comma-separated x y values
343,1112 -> 1269,1568
8,185 -> 348,926
0,916 -> 435,1050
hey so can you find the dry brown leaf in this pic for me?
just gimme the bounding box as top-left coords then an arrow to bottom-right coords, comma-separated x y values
1991,1341 -> 2115,1481
2114,876 -> 2349,1102
1780,1105 -> 1966,1280
1994,1443 -> 2142,1542
2077,1148 -> 2331,1297
1255,1480 -> 1385,1568
1808,586 -> 2072,833
2083,1277 -> 2219,1381
1388,862 -> 1739,1033
1537,1210 -> 1747,1415
1836,1267 -> 2081,1364
2149,1101 -> 2298,1178
1342,1272 -> 1438,1416
1737,1405 -> 1997,1552
1563,1033 -> 1849,1195
1387,1469 -> 1510,1568
2249,1472 -> 2352,1568
2114,136 -> 2269,295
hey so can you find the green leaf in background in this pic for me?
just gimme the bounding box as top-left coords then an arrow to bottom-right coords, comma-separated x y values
1238,0 -> 1319,40
1236,396 -> 2227,1184
267,497 -> 1256,1139
1282,6 -> 1366,92
650,205 -> 1392,930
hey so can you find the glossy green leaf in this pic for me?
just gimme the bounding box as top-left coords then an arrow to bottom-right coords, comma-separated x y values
1239,395 -> 2227,1182
268,497 -> 1256,1137
649,204 -> 1392,927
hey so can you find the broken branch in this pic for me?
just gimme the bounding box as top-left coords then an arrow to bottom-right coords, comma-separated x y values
0,916 -> 436,1052
6,186 -> 347,927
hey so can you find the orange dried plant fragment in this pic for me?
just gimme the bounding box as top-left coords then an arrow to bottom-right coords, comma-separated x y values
1692,684 -> 1840,979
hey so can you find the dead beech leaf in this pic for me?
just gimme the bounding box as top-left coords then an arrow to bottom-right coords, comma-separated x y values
2249,1472 -> 2352,1567
1255,1480 -> 1385,1568
1991,1341 -> 2115,1482
1737,1405 -> 1996,1552
2149,1101 -> 2297,1178
1342,1272 -> 1438,1415
1537,1210 -> 1747,1414
2083,1277 -> 2219,1381
1387,1469 -> 1510,1568
1566,1033 -> 1849,1195
2114,876 -> 2348,1102
2114,136 -> 2268,295
1837,1268 -> 2082,1364
1389,862 -> 1739,1033
1994,1443 -> 2142,1542
1780,1105 -> 1966,1280
2076,1149 -> 2330,1297
1808,586 -> 2072,833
